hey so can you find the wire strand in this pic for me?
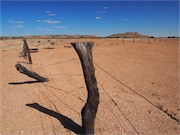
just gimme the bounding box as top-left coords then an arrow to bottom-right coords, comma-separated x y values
94,61 -> 180,124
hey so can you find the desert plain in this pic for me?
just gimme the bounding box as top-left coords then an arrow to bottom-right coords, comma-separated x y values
0,37 -> 179,135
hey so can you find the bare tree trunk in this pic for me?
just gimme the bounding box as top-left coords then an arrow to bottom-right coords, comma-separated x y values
15,63 -> 48,82
23,38 -> 32,64
71,42 -> 99,135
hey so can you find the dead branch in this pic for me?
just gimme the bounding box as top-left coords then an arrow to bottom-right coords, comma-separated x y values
15,63 -> 48,82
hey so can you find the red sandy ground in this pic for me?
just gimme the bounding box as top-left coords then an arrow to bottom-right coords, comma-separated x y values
0,38 -> 179,135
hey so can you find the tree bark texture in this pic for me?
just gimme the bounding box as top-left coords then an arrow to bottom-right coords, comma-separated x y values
15,63 -> 48,82
71,42 -> 99,135
23,38 -> 32,64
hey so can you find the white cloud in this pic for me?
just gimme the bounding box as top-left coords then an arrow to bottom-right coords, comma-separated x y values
104,7 -> 108,9
36,20 -> 42,22
44,19 -> 60,24
123,18 -> 128,21
96,16 -> 101,20
36,28 -> 53,31
101,11 -> 107,13
36,28 -> 43,30
46,10 -> 55,16
54,26 -> 66,29
48,13 -> 56,16
11,25 -> 24,28
96,10 -> 106,14
44,28 -> 53,31
46,10 -> 51,13
9,20 -> 24,24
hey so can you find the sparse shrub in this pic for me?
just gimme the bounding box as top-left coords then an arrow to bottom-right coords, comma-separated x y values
38,41 -> 41,43
168,36 -> 176,38
50,42 -> 55,45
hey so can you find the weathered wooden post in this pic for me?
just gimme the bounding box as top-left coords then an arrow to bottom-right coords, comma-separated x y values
71,42 -> 99,134
15,63 -> 48,82
133,37 -> 134,43
23,38 -> 27,57
23,38 -> 32,64
159,38 -> 161,42
148,38 -> 150,44
122,38 -> 125,44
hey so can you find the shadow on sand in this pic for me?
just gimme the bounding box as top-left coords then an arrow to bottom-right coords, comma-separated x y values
26,103 -> 83,134
9,80 -> 41,85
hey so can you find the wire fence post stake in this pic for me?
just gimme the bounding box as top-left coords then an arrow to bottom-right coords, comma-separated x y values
23,37 -> 32,64
71,42 -> 100,135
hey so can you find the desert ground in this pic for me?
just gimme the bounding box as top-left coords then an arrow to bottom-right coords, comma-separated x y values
0,37 -> 179,135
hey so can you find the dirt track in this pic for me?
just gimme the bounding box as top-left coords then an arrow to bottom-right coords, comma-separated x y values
0,38 -> 179,135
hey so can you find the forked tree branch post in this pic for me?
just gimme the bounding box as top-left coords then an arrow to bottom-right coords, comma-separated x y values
23,37 -> 32,64
71,42 -> 99,135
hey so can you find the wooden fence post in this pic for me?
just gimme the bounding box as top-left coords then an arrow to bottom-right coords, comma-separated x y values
15,63 -> 48,82
123,38 -> 125,44
159,38 -> 161,42
23,38 -> 32,64
71,42 -> 99,135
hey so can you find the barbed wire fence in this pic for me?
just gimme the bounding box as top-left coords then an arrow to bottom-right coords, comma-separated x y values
12,37 -> 179,135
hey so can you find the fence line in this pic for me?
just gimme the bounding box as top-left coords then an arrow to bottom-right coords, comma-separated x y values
93,61 -> 180,124
98,82 -> 140,135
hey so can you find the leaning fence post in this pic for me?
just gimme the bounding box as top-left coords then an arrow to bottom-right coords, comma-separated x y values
15,63 -> 48,82
23,38 -> 32,64
71,42 -> 99,135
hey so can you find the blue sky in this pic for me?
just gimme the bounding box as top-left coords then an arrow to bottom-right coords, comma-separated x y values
1,1 -> 179,37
